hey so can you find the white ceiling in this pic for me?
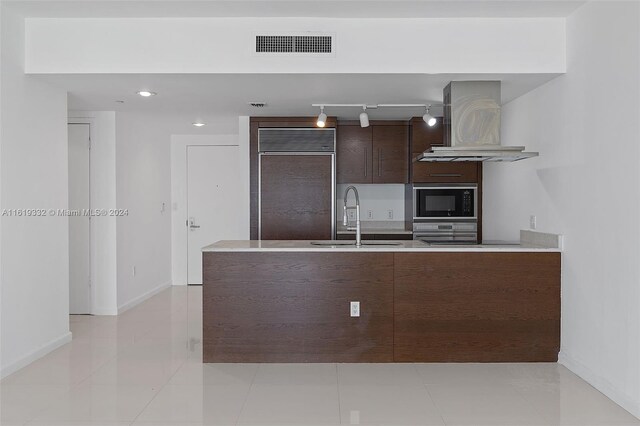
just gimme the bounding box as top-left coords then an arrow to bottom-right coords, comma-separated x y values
39,73 -> 560,123
20,1 -> 571,132
6,0 -> 585,18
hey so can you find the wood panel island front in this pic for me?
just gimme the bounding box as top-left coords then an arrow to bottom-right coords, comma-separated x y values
202,241 -> 561,363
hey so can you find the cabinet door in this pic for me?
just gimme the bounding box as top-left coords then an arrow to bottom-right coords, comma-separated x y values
412,162 -> 479,183
204,252 -> 394,362
393,252 -> 561,362
260,155 -> 333,240
337,126 -> 372,184
372,125 -> 409,184
410,118 -> 479,183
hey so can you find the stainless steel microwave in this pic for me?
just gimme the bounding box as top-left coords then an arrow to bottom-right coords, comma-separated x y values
413,184 -> 477,220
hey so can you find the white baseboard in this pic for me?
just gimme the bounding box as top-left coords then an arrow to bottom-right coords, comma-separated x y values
0,331 -> 72,380
559,351 -> 640,420
117,280 -> 172,315
91,306 -> 118,316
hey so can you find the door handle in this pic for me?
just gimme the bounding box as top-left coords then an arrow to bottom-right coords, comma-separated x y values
364,147 -> 368,177
188,217 -> 200,231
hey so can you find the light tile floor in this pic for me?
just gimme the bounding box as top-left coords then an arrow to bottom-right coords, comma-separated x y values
1,286 -> 639,426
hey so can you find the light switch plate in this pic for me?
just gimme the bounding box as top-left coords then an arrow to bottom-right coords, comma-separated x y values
367,210 -> 373,219
530,215 -> 537,230
350,301 -> 360,317
387,209 -> 393,220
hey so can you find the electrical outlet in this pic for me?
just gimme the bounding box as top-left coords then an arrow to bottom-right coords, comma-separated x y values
367,210 -> 373,219
387,209 -> 393,220
348,210 -> 356,221
350,301 -> 360,317
530,215 -> 537,230
132,266 -> 136,277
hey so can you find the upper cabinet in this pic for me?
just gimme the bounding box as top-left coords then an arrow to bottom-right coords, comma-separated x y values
337,122 -> 409,184
336,125 -> 372,184
410,117 -> 480,183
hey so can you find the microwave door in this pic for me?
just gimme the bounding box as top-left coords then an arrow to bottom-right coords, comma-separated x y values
415,187 -> 476,219
420,193 -> 457,217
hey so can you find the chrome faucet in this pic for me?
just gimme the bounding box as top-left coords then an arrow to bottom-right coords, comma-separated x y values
343,186 -> 362,247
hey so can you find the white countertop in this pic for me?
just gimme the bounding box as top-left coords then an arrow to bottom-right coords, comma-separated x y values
202,240 -> 561,253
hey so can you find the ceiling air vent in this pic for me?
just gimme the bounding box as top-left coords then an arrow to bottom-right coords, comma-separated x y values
255,35 -> 333,54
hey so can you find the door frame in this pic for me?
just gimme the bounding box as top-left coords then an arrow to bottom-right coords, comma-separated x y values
170,133 -> 249,286
68,112 -> 118,315
67,122 -> 93,314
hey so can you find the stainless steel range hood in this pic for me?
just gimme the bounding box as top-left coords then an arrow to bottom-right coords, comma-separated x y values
417,81 -> 538,163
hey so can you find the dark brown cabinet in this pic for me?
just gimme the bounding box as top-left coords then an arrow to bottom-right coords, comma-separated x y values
337,122 -> 408,184
336,125 -> 372,184
410,117 -> 480,184
204,250 -> 561,363
393,252 -> 561,362
260,155 -> 333,240
204,252 -> 394,362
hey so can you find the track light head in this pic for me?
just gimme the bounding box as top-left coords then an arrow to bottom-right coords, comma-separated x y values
423,106 -> 436,127
359,106 -> 370,128
317,106 -> 327,128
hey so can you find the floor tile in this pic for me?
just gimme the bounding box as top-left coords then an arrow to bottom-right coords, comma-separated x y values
134,384 -> 250,424
252,363 -> 337,386
415,362 -> 521,386
30,383 -> 159,423
85,355 -> 184,386
169,362 -> 258,386
426,382 -> 548,425
339,384 -> 444,425
237,383 -> 340,425
338,363 -> 422,386
0,384 -> 68,425
514,378 -> 640,425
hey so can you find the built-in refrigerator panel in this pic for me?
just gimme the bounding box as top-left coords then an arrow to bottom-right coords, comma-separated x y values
258,128 -> 335,240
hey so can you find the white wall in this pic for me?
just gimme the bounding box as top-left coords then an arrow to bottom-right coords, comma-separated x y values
115,111 -> 173,311
68,111 -> 118,315
336,184 -> 405,222
24,17 -> 565,74
483,1 -> 640,417
0,7 -> 71,377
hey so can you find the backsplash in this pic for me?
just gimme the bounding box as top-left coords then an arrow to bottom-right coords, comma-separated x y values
336,184 -> 405,222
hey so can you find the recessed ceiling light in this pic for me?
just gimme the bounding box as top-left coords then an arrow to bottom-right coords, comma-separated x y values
249,102 -> 267,108
137,91 -> 157,97
192,122 -> 206,127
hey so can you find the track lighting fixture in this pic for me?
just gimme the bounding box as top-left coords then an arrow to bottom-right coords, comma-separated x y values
311,103 -> 440,123
423,106 -> 436,127
359,106 -> 370,128
316,106 -> 327,128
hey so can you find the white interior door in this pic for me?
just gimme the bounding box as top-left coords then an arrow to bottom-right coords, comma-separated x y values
187,145 -> 242,285
68,124 -> 91,314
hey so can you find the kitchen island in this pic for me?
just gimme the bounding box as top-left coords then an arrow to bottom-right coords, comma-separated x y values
202,240 -> 561,363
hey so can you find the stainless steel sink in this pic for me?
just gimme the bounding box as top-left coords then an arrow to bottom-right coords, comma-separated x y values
310,241 -> 402,247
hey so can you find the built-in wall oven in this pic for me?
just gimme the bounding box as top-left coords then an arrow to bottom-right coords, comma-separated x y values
412,184 -> 478,244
